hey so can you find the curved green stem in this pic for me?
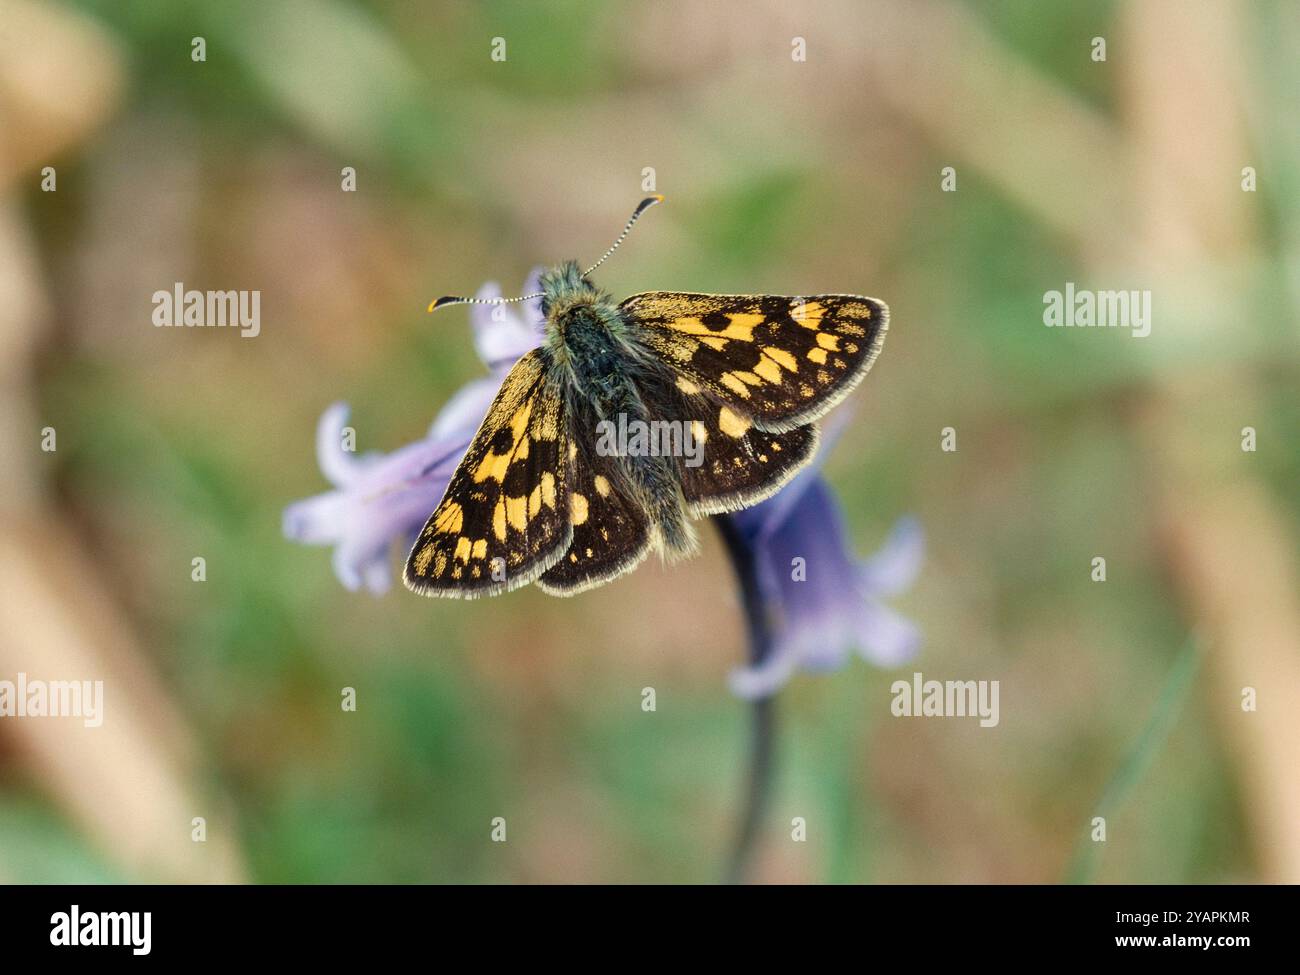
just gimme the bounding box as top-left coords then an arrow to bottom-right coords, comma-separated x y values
714,514 -> 777,884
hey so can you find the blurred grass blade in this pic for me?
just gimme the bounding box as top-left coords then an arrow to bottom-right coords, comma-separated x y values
1066,633 -> 1205,884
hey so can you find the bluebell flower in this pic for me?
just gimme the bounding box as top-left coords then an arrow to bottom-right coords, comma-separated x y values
725,440 -> 923,700
282,272 -> 544,593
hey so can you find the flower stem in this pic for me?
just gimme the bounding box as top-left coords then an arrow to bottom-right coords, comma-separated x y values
714,514 -> 777,884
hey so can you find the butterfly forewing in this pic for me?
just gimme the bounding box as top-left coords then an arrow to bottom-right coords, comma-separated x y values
404,349 -> 572,598
622,292 -> 887,432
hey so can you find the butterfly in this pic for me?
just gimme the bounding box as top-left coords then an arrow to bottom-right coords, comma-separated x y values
404,196 -> 888,598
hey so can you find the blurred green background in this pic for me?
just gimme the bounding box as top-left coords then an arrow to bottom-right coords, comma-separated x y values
1,0 -> 1297,883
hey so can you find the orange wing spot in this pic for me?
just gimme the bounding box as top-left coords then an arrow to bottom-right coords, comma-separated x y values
763,347 -> 798,371
471,538 -> 488,560
433,501 -> 463,534
506,495 -> 528,531
434,553 -> 448,577
816,332 -> 841,351
700,336 -> 729,351
492,500 -> 508,541
724,312 -> 765,337
528,483 -> 542,518
676,376 -> 701,395
807,347 -> 828,364
673,313 -> 760,342
667,337 -> 698,361
594,475 -> 611,497
413,544 -> 435,575
721,373 -> 751,398
536,410 -> 558,439
718,406 -> 751,438
541,471 -> 557,509
795,301 -> 827,328
474,451 -> 510,483
753,357 -> 783,383
473,400 -> 534,483
571,493 -> 589,526
691,420 -> 708,443
453,536 -> 472,563
509,401 -> 533,438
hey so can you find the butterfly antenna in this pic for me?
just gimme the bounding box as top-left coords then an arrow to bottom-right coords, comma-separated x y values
427,291 -> 543,313
583,194 -> 664,276
427,196 -> 664,312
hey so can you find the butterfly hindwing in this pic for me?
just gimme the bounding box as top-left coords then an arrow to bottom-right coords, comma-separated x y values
536,434 -> 653,596
639,369 -> 820,515
404,349 -> 572,598
622,292 -> 887,432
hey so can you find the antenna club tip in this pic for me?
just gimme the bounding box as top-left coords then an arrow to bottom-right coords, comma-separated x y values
428,296 -> 462,313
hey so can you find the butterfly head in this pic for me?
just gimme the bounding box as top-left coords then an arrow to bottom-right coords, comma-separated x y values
538,260 -> 599,319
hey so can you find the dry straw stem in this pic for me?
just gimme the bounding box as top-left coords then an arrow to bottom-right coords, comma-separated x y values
0,0 -> 244,882
864,0 -> 1300,881
1123,0 -> 1300,883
